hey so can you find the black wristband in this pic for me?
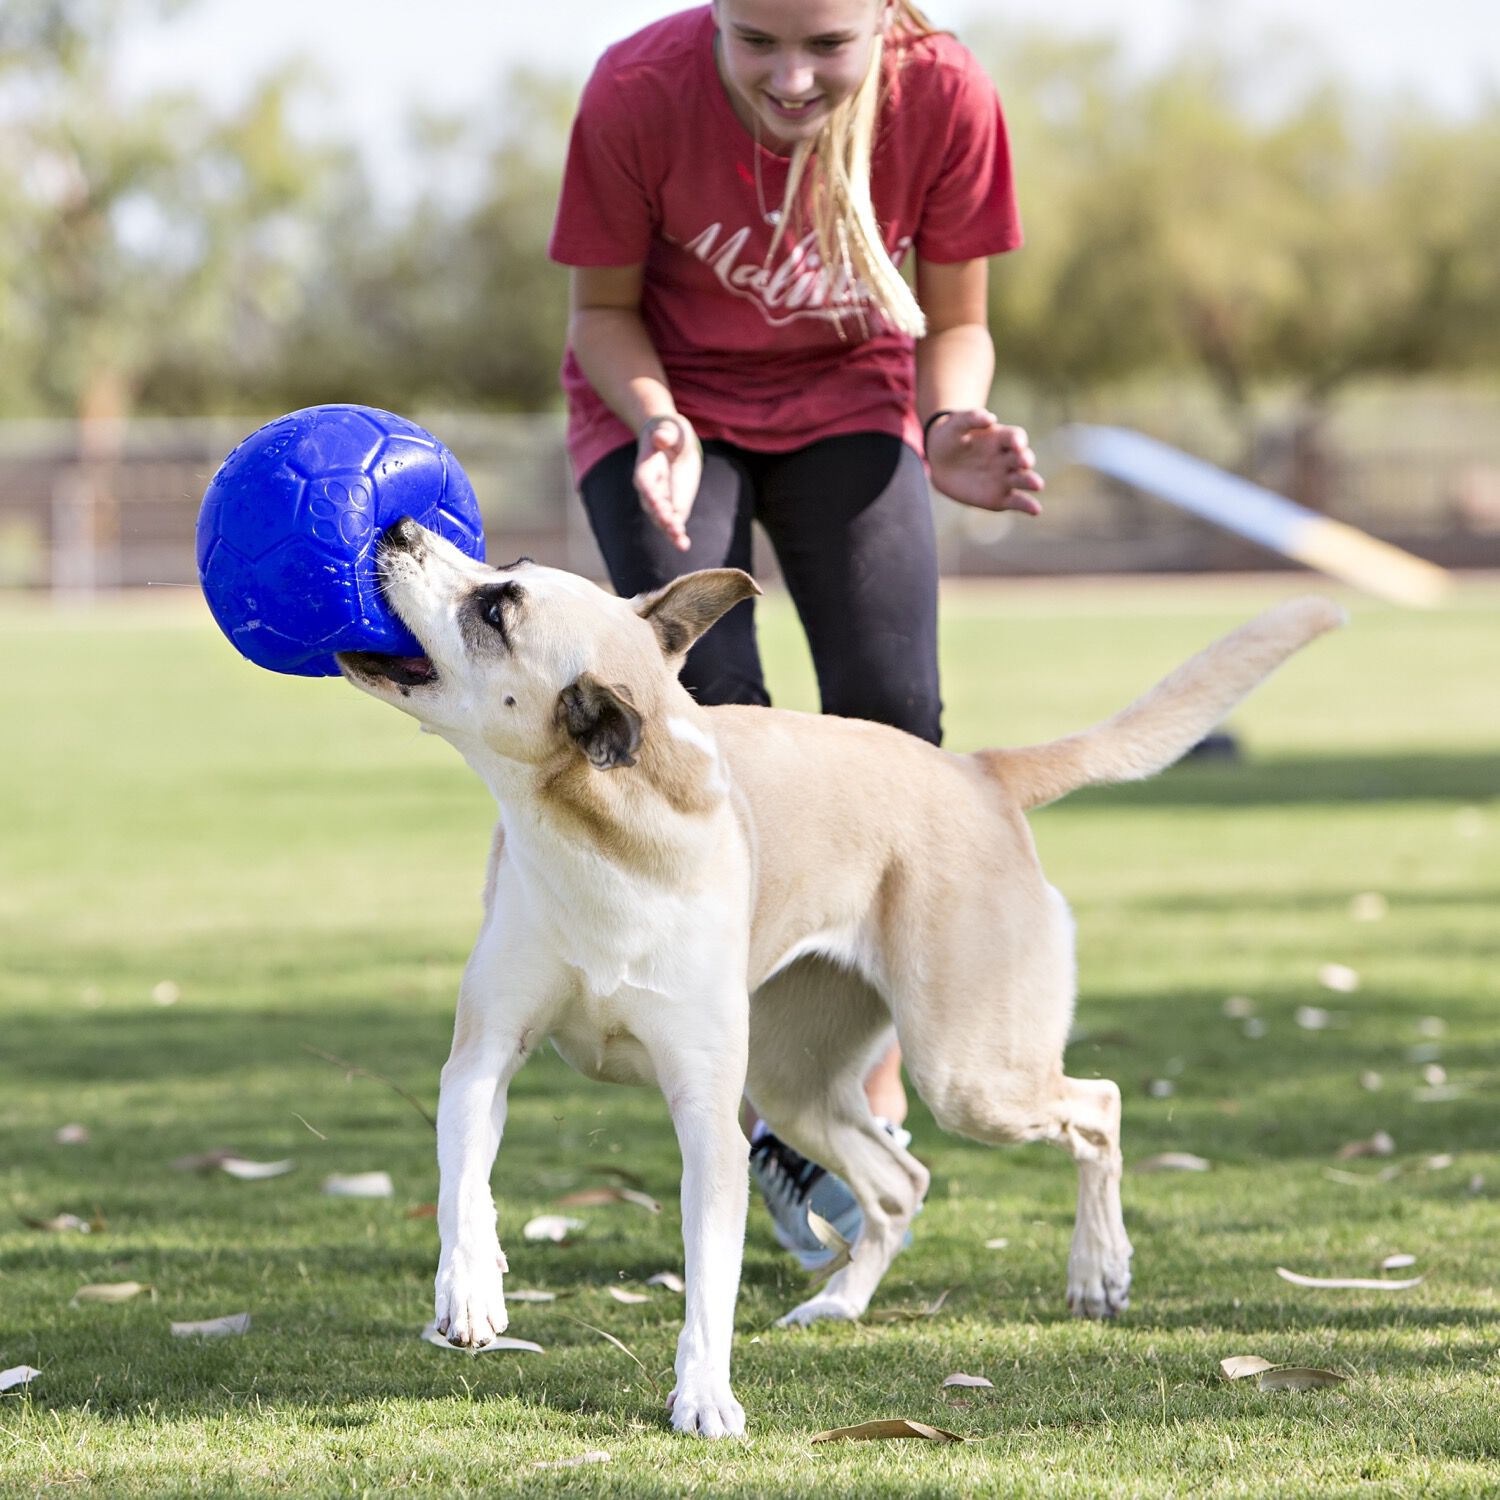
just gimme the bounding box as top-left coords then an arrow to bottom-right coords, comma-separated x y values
921,409 -> 955,457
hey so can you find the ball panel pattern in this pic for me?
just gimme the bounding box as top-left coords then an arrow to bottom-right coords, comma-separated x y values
196,405 -> 486,676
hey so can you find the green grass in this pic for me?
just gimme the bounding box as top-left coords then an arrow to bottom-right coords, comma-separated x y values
1,577 -> 1498,1497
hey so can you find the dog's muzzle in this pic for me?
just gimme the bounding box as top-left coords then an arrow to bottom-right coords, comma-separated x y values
381,516 -> 426,555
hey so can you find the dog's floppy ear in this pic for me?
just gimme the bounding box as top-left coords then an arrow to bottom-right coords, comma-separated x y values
556,674 -> 643,771
634,569 -> 761,661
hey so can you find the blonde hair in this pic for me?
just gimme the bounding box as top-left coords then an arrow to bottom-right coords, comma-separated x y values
770,2 -> 936,339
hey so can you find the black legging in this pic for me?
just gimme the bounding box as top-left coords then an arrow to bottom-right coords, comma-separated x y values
580,431 -> 943,746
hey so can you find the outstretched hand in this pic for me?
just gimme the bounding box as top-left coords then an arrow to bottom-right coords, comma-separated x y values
634,414 -> 703,552
926,411 -> 1045,515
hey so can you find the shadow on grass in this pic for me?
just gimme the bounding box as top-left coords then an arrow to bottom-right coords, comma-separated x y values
1118,884 -> 1500,919
0,1002 -> 450,1090
7,1253 -> 1495,1432
1056,750 -> 1500,809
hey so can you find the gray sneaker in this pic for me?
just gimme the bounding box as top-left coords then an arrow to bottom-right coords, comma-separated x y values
749,1122 -> 914,1271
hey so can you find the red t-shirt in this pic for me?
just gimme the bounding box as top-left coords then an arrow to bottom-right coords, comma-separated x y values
549,6 -> 1022,483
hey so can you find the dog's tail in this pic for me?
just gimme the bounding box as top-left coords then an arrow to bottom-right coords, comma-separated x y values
974,596 -> 1345,811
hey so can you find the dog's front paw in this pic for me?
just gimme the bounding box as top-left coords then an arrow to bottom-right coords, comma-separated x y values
667,1378 -> 745,1439
435,1243 -> 509,1347
1067,1238 -> 1133,1319
777,1293 -> 861,1328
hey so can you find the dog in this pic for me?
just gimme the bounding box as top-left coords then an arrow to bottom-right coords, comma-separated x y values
338,517 -> 1342,1438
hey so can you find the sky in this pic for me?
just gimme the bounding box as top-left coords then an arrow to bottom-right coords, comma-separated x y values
116,0 -> 1500,203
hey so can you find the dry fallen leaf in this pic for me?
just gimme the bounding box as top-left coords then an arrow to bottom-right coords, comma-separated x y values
1379,1253 -> 1417,1272
420,1323 -> 543,1353
812,1419 -> 965,1445
21,1211 -> 101,1234
1,1366 -> 41,1393
405,1204 -> 438,1220
806,1208 -> 849,1254
1322,1168 -> 1378,1187
171,1312 -> 250,1338
805,1209 -> 852,1283
556,1186 -> 660,1214
71,1282 -> 155,1305
532,1452 -> 610,1470
506,1289 -> 557,1304
1336,1131 -> 1395,1160
523,1215 -> 586,1243
646,1271 -> 685,1293
322,1172 -> 393,1198
1258,1367 -> 1347,1392
1276,1266 -> 1424,1291
54,1124 -> 90,1145
584,1163 -> 649,1190
171,1149 -> 242,1172
1219,1355 -> 1275,1380
942,1373 -> 993,1389
1134,1152 -> 1211,1173
220,1157 -> 296,1181
867,1290 -> 952,1324
554,1188 -> 619,1208
1317,964 -> 1360,994
607,1286 -> 650,1305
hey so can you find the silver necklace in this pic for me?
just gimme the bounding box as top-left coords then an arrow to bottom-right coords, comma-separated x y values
751,115 -> 782,227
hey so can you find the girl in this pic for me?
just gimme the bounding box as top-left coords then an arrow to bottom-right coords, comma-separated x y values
549,0 -> 1042,1263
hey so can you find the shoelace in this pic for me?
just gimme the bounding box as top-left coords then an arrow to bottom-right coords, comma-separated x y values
749,1134 -> 826,1205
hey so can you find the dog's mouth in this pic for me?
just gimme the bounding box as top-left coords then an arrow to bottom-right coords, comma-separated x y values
337,651 -> 440,689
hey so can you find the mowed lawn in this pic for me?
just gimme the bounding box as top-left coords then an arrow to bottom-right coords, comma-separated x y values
1,575 -> 1497,1497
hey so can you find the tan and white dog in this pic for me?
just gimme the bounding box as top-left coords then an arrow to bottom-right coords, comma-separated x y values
339,518 -> 1342,1438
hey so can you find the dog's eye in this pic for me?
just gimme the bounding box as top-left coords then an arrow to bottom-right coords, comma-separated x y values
478,582 -> 523,634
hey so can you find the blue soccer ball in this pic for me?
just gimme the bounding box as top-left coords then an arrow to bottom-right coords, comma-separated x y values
196,404 -> 486,676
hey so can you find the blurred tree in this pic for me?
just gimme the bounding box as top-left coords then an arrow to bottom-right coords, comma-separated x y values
0,0 -> 359,420
974,32 -> 1180,401
972,22 -> 1500,480
3,6 -> 1497,438
271,68 -> 575,415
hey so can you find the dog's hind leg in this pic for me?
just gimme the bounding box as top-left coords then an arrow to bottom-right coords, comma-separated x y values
745,959 -> 930,1327
1055,1074 -> 1132,1318
773,1098 -> 930,1327
915,1063 -> 1132,1318
892,877 -> 1132,1317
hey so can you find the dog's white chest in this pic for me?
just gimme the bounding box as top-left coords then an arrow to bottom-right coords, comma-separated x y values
550,994 -> 658,1087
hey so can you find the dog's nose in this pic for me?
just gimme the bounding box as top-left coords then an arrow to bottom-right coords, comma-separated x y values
381,517 -> 423,552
